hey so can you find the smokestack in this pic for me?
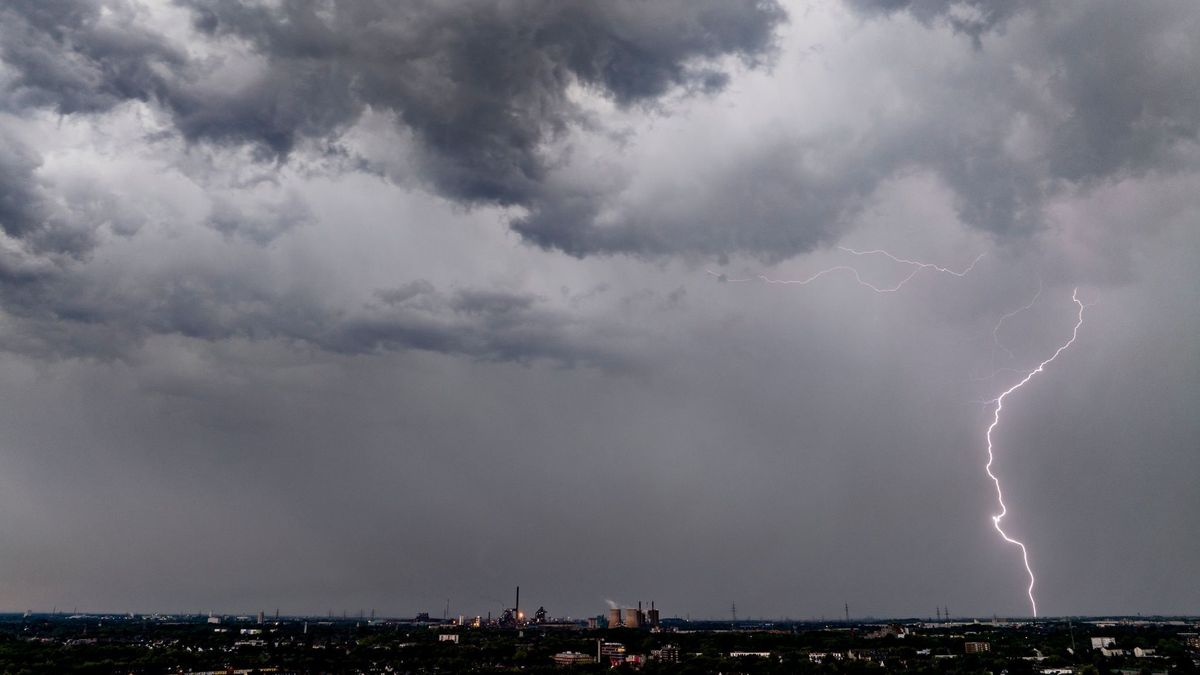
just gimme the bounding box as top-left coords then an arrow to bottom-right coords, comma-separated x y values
515,586 -> 520,616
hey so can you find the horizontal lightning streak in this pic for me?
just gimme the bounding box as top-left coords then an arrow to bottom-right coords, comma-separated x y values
984,288 -> 1087,618
706,248 -> 984,293
837,246 -> 985,278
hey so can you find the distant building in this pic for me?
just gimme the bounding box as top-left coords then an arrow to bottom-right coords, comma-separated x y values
233,639 -> 266,648
600,642 -> 626,657
866,624 -> 909,639
1134,647 -> 1156,657
206,616 -> 221,625
551,651 -> 594,666
965,641 -> 991,654
608,608 -> 622,628
623,608 -> 641,629
1091,637 -> 1116,649
438,634 -> 459,643
730,651 -> 772,658
651,644 -> 680,663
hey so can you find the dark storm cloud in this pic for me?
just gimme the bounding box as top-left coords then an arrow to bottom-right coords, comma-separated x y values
507,0 -> 1199,259
512,137 -> 875,260
0,0 -> 184,114
0,264 -> 625,367
0,0 -> 784,360
3,0 -> 786,196
0,128 -> 115,259
0,129 -> 49,241
0,0 -> 786,259
328,283 -> 626,367
0,0 -> 1193,355
679,0 -> 1198,259
1038,2 -> 1200,182
3,0 -> 1197,265
842,0 -> 1033,40
844,0 -> 1200,185
176,0 -> 786,209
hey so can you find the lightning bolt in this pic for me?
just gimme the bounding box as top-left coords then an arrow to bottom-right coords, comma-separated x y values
709,247 -> 1090,617
983,288 -> 1087,618
707,247 -> 984,293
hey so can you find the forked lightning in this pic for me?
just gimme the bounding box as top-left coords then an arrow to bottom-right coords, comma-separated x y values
983,288 -> 1088,618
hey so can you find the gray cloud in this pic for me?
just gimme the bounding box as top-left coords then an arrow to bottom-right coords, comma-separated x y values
327,284 -> 627,368
46,0 -> 778,258
513,135 -> 882,260
3,0 -> 1196,266
0,0 -> 185,114
1039,2 -> 1200,182
842,0 -> 1034,40
0,263 -> 626,367
0,0 -> 786,361
846,1 -> 1200,181
513,1 -> 1200,260
4,0 -> 786,196
208,191 -> 313,244
0,127 -> 122,259
178,0 -> 785,202
0,128 -> 51,242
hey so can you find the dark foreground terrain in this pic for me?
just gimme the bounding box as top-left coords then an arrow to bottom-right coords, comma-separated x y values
0,613 -> 1197,674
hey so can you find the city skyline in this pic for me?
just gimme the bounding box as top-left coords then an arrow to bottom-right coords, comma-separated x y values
0,0 -> 1196,622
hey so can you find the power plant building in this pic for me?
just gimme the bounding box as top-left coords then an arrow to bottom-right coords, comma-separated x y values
623,608 -> 641,629
605,602 -> 660,629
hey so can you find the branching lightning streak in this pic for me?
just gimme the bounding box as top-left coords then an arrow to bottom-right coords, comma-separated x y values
992,277 -> 1043,362
706,248 -> 984,293
983,288 -> 1087,618
837,246 -> 985,278
969,279 -> 1045,383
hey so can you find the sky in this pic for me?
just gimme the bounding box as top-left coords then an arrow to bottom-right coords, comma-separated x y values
0,0 -> 1197,620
